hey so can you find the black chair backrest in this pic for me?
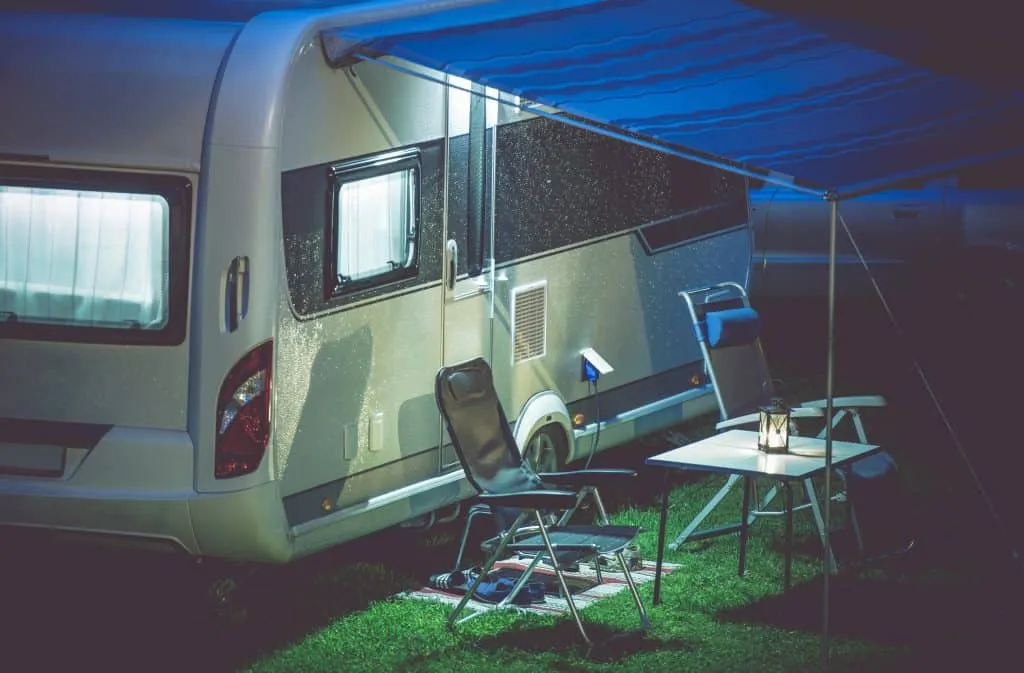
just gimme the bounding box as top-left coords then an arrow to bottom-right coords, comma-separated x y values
435,357 -> 542,495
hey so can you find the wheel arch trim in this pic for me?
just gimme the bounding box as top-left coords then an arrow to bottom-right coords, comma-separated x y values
512,390 -> 575,463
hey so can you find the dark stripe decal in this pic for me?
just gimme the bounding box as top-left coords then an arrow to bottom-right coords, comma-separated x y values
0,418 -> 111,449
281,115 -> 746,318
567,361 -> 705,422
283,360 -> 707,527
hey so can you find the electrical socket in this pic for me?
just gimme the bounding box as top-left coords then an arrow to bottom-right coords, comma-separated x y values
580,348 -> 613,381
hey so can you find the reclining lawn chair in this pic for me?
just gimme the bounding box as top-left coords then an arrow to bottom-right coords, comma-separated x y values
435,357 -> 649,645
672,282 -> 912,564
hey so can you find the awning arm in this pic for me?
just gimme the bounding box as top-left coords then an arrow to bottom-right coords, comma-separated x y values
320,40 -> 829,198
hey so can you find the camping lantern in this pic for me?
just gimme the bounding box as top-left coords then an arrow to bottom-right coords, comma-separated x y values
758,398 -> 790,454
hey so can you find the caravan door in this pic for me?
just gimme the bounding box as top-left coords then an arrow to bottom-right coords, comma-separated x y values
439,79 -> 496,469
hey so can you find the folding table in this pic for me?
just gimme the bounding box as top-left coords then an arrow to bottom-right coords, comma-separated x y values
647,429 -> 882,604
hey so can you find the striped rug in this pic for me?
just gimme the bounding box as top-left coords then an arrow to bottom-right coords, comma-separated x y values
403,559 -> 680,617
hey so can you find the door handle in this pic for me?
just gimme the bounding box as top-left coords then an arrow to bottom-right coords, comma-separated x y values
225,256 -> 249,332
445,239 -> 458,291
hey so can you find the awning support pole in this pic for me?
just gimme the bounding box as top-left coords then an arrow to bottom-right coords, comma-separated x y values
821,196 -> 838,670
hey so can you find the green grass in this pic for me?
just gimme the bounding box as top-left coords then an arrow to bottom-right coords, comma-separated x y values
236,479 -> 857,673
225,482 -> 989,672
224,412 -> 1019,673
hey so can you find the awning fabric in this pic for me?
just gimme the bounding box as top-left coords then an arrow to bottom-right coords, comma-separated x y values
324,0 -> 1024,199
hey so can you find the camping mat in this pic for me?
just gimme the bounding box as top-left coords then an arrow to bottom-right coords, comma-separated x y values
403,558 -> 680,617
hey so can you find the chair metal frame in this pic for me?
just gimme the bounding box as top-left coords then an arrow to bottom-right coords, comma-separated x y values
671,282 -> 888,561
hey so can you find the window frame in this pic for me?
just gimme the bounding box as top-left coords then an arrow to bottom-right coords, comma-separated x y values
635,203 -> 750,255
0,165 -> 192,346
325,148 -> 421,299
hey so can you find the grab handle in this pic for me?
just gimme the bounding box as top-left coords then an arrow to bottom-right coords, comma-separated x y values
224,256 -> 249,332
445,239 -> 458,291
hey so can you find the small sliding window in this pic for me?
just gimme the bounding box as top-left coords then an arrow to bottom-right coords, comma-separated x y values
326,149 -> 420,298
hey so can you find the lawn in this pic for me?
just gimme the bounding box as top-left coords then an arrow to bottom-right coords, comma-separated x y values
4,296 -> 1023,672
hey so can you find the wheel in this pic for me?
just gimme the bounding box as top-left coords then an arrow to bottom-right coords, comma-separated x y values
522,423 -> 568,473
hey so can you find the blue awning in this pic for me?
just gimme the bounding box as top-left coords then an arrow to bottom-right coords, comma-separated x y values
324,0 -> 1024,199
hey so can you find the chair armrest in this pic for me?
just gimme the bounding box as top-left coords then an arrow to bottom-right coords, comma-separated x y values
537,468 -> 636,489
715,413 -> 758,431
478,490 -> 579,510
715,406 -> 823,431
800,395 -> 887,409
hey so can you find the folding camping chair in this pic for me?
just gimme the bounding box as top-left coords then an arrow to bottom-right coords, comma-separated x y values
671,281 -> 907,564
435,357 -> 649,646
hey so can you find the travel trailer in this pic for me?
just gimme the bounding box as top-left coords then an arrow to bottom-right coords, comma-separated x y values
749,153 -> 1024,300
0,1 -> 752,564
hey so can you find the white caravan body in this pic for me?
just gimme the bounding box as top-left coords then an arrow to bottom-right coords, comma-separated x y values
0,2 -> 752,563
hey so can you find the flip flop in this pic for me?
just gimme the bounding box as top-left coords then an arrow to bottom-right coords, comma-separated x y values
473,576 -> 546,604
428,569 -> 545,604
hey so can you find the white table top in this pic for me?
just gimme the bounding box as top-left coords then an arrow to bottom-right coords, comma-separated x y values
645,429 -> 881,480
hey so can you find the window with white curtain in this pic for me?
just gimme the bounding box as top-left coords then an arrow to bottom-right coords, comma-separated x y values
332,155 -> 418,294
0,185 -> 170,329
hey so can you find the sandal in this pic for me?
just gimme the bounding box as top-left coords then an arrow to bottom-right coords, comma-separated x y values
428,569 -> 471,592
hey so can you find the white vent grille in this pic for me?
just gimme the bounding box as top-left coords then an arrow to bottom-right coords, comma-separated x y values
511,282 -> 547,364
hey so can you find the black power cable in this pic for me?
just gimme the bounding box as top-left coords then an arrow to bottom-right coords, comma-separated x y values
584,378 -> 601,469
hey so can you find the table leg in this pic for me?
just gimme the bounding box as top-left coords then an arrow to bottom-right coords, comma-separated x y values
653,469 -> 671,605
669,473 -> 742,550
738,475 -> 751,577
783,481 -> 793,591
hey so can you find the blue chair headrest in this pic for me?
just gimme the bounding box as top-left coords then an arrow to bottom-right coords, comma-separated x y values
705,307 -> 760,348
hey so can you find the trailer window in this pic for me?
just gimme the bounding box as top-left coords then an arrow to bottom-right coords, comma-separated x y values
328,150 -> 419,296
0,170 -> 190,344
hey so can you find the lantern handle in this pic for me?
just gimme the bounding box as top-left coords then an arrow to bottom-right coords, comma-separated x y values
762,378 -> 787,405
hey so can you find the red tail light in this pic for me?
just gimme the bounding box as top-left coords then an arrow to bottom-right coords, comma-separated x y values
215,340 -> 272,479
